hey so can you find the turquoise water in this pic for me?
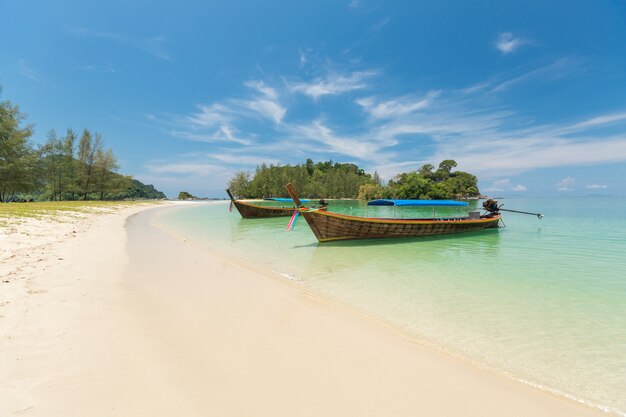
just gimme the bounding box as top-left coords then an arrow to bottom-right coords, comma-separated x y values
157,197 -> 626,415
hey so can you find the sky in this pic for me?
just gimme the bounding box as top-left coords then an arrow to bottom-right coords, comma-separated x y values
2,0 -> 626,198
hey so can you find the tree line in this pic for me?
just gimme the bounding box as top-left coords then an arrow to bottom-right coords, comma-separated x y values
0,88 -> 165,202
229,159 -> 376,199
228,159 -> 481,200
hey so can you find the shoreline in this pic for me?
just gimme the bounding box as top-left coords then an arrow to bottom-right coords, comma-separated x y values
0,203 -> 613,416
155,203 -> 619,417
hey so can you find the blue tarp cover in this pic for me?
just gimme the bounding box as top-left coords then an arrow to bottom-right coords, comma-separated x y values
264,197 -> 310,203
367,199 -> 468,207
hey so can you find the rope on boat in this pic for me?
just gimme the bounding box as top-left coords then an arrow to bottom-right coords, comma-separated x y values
228,201 -> 233,212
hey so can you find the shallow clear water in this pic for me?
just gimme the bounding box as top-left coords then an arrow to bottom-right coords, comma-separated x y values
158,197 -> 626,415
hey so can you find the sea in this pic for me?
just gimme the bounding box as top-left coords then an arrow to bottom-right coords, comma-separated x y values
156,197 -> 626,415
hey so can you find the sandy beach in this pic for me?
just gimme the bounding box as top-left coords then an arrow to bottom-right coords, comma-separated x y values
0,203 -> 610,417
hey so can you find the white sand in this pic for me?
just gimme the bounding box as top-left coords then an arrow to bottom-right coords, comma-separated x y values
0,203 -> 610,416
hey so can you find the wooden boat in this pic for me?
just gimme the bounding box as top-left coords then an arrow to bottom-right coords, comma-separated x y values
284,183 -> 501,242
226,189 -> 326,218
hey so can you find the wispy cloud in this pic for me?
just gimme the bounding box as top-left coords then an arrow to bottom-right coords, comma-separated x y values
483,179 -> 527,193
495,32 -> 526,54
556,176 -> 576,192
211,153 -> 280,166
238,80 -> 286,123
145,162 -> 225,176
491,58 -> 582,93
152,64 -> 626,186
289,70 -> 378,100
18,59 -> 47,84
72,63 -> 117,74
569,112 -> 626,130
461,59 -> 583,95
298,49 -> 308,67
287,119 -> 396,160
68,27 -> 172,61
372,17 -> 391,31
356,90 -> 440,120
585,184 -> 608,189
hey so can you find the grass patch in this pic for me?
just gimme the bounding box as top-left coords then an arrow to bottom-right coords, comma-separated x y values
0,200 -> 161,221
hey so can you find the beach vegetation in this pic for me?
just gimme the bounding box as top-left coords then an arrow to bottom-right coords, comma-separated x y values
0,200 -> 153,220
178,191 -> 196,200
228,160 -> 374,199
0,86 -> 166,202
228,159 -> 481,200
0,94 -> 38,202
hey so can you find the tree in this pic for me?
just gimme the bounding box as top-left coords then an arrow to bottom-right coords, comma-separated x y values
438,159 -> 457,173
93,148 -> 119,199
178,191 -> 195,200
62,128 -> 78,200
418,163 -> 435,177
228,171 -> 251,198
0,93 -> 37,202
76,129 -> 103,199
358,183 -> 383,200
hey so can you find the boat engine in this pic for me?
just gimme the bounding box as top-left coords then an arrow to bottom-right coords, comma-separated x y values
482,199 -> 500,215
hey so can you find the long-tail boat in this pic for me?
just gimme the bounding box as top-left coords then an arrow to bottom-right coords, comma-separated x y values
284,183 -> 503,242
226,189 -> 324,218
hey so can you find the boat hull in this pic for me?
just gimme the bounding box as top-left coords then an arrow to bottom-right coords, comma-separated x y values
299,209 -> 501,242
232,201 -> 296,218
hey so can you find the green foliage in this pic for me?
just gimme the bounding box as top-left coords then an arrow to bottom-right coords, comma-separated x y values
113,179 -> 165,200
0,96 -> 38,202
228,159 -> 481,200
358,183 -> 384,200
385,160 -> 480,199
0,85 -> 166,202
178,191 -> 196,200
229,160 -> 375,199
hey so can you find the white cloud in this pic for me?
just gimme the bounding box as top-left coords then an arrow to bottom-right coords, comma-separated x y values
372,17 -> 391,31
483,179 -> 527,193
495,32 -> 524,54
145,162 -> 225,176
491,58 -> 581,93
585,184 -> 608,189
68,27 -> 172,61
187,104 -> 232,128
72,63 -> 117,74
288,120 -> 394,160
356,90 -> 439,120
18,60 -> 46,83
289,70 -> 377,100
484,179 -> 512,192
298,49 -> 308,67
211,153 -> 280,166
241,98 -> 286,124
556,176 -> 576,192
151,64 -> 626,190
237,80 -> 286,123
570,113 -> 626,130
245,80 -> 278,100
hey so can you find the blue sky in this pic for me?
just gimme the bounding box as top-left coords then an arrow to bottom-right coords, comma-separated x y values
2,0 -> 626,198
